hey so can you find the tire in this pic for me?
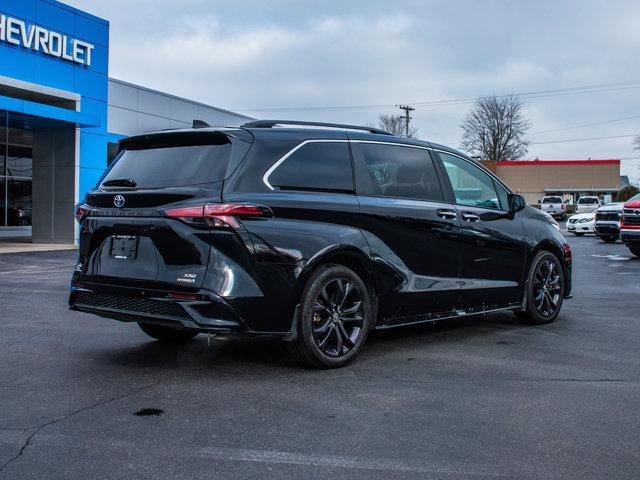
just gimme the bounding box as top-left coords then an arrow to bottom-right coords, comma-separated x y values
573,232 -> 585,237
601,236 -> 617,243
137,322 -> 198,343
286,265 -> 373,369
630,247 -> 640,258
514,251 -> 565,325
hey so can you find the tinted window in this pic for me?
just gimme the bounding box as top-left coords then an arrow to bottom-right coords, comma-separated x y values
440,153 -> 501,210
100,133 -> 231,189
358,143 -> 443,201
578,197 -> 599,204
268,141 -> 353,191
542,196 -> 562,203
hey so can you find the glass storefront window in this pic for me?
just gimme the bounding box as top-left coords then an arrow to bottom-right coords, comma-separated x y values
0,178 -> 5,226
7,145 -> 33,178
1,112 -> 33,227
7,179 -> 32,226
0,112 -> 6,176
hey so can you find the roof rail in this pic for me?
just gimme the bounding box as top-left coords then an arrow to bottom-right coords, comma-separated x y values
240,120 -> 391,136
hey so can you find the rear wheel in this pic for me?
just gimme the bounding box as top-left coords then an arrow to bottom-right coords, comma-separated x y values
286,265 -> 373,369
515,251 -> 565,325
573,232 -> 585,237
137,322 -> 198,343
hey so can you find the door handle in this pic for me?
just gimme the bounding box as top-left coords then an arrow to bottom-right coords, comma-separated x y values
462,212 -> 480,222
436,209 -> 457,220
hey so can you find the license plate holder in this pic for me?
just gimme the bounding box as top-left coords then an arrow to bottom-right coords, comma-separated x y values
109,235 -> 139,260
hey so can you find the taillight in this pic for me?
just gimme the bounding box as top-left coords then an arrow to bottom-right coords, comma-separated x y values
74,203 -> 91,224
163,203 -> 272,228
563,243 -> 572,263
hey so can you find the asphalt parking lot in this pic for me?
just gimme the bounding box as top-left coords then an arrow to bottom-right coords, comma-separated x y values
0,231 -> 639,479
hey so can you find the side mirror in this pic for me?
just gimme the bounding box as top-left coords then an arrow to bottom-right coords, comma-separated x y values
508,193 -> 526,213
537,199 -> 541,204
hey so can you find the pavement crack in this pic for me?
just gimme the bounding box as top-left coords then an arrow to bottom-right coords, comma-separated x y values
0,381 -> 158,475
0,330 -> 52,351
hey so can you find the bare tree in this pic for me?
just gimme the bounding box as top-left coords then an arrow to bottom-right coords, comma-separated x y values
373,113 -> 418,138
460,95 -> 530,161
633,135 -> 640,152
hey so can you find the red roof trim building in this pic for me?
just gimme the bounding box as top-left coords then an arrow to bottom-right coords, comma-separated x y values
497,159 -> 620,166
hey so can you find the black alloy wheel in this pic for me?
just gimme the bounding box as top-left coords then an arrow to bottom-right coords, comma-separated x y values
311,277 -> 364,358
532,258 -> 562,317
515,251 -> 565,325
287,265 -> 373,368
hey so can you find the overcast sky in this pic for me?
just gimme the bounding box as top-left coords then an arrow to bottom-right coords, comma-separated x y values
67,0 -> 640,182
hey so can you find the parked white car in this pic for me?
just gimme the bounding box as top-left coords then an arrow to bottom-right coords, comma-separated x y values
566,211 -> 596,236
539,195 -> 567,220
575,196 -> 601,214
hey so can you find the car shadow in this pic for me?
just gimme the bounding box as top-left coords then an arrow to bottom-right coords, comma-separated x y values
92,311 -> 533,373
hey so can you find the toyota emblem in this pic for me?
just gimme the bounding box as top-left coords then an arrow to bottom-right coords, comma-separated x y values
113,195 -> 125,208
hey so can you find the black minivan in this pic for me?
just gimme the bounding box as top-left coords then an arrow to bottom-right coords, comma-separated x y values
70,120 -> 572,368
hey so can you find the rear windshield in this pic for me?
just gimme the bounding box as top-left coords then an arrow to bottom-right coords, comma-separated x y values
542,196 -> 562,203
100,133 -> 232,189
578,197 -> 599,204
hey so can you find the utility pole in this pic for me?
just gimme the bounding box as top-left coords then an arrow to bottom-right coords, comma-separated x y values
397,105 -> 415,137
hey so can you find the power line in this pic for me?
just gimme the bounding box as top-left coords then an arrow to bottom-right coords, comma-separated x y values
530,114 -> 640,136
231,79 -> 640,113
531,133 -> 640,145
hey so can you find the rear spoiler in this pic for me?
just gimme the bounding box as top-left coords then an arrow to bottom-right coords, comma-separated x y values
118,129 -> 253,152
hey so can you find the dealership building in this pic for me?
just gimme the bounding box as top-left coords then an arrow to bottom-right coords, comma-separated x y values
0,0 -> 250,243
481,159 -> 621,206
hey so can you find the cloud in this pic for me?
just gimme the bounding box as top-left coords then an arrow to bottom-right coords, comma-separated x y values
65,0 -> 640,180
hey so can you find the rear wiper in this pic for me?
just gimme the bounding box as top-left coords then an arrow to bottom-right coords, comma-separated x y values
102,178 -> 137,188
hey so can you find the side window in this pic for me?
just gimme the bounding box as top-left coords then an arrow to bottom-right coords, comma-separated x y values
439,153 -> 502,210
268,141 -> 353,192
358,143 -> 443,202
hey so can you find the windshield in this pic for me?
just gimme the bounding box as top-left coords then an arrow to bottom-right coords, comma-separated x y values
628,193 -> 640,202
542,197 -> 562,203
578,197 -> 599,204
100,133 -> 232,189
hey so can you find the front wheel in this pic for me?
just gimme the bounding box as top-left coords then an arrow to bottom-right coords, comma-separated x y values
138,322 -> 198,343
573,232 -> 585,237
630,247 -> 640,258
515,251 -> 565,325
286,265 -> 373,368
601,236 -> 617,243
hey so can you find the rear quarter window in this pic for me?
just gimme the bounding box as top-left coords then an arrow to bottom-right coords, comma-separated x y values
266,141 -> 353,192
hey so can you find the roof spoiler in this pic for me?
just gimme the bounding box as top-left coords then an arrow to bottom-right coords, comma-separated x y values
241,119 -> 391,136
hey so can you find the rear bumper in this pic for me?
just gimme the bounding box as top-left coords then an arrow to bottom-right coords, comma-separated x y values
69,281 -> 249,334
